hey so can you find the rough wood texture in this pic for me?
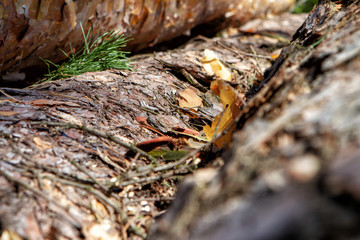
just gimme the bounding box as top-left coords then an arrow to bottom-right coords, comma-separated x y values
0,0 -> 294,83
149,1 -> 360,239
0,11 -> 307,239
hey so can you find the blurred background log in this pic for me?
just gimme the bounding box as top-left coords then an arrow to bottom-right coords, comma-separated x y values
149,1 -> 360,239
0,0 -> 294,85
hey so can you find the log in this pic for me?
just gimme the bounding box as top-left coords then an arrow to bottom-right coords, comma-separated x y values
149,0 -> 360,239
0,9 -> 307,239
0,0 -> 294,83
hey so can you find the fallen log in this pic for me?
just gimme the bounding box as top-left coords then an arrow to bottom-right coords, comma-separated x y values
0,0 -> 294,84
149,0 -> 360,239
0,9 -> 307,239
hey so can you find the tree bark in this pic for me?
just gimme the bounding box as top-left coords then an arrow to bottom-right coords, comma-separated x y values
149,1 -> 360,239
0,0 -> 294,84
2,0 -> 358,239
0,7 -> 308,239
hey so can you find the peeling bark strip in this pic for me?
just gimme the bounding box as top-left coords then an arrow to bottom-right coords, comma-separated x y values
0,0 -> 294,82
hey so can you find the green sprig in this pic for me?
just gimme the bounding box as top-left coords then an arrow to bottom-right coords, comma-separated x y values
40,24 -> 133,82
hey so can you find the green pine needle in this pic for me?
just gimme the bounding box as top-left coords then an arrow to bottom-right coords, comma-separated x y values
40,24 -> 133,82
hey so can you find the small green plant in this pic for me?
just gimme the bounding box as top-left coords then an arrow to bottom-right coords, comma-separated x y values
292,0 -> 318,13
41,24 -> 132,82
